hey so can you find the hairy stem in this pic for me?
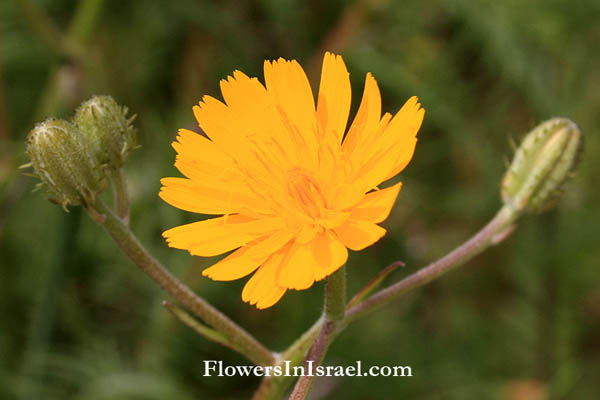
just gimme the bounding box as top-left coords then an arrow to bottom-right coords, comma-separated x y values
162,301 -> 243,354
90,199 -> 275,366
110,168 -> 130,224
252,317 -> 326,400
325,265 -> 346,321
288,266 -> 347,399
288,322 -> 337,400
345,206 -> 517,322
65,0 -> 105,48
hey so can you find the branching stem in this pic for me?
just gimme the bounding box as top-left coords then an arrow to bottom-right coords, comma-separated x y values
89,199 -> 276,366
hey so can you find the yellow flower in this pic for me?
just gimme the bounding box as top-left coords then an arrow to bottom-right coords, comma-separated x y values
160,52 -> 424,309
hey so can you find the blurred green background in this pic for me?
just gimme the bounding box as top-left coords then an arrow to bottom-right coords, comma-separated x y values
1,0 -> 599,399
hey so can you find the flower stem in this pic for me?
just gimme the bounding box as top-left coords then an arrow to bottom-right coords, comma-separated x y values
162,301 -> 243,354
252,317 -> 325,400
325,265 -> 346,321
281,316 -> 326,364
65,0 -> 105,48
89,199 -> 275,366
110,168 -> 130,224
345,205 -> 518,323
288,321 -> 337,400
288,266 -> 347,399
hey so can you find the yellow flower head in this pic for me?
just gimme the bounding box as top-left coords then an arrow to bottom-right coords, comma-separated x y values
160,52 -> 424,309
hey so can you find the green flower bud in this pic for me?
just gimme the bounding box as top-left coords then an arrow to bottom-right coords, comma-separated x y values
26,118 -> 105,209
74,95 -> 136,170
501,118 -> 583,213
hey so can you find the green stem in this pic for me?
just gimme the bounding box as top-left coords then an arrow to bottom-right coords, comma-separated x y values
280,316 -> 326,365
90,199 -> 275,366
17,0 -> 105,63
252,317 -> 325,400
288,322 -> 337,400
344,205 -> 517,323
110,168 -> 130,224
162,301 -> 243,354
324,265 -> 346,321
65,0 -> 105,47
288,266 -> 347,399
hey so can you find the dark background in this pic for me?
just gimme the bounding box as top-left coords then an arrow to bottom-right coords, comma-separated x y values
1,0 -> 599,399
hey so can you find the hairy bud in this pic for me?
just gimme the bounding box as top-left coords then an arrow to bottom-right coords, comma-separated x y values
74,95 -> 136,170
26,118 -> 104,209
502,118 -> 583,213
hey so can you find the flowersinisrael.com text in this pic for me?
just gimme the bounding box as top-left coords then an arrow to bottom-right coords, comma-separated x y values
203,360 -> 413,378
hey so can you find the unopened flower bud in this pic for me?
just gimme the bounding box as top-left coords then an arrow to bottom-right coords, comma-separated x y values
26,118 -> 104,209
74,95 -> 136,170
501,118 -> 583,213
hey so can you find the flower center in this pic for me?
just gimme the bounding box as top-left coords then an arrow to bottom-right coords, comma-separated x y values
286,169 -> 327,219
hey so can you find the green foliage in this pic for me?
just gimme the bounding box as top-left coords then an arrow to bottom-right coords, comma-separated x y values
1,0 -> 599,398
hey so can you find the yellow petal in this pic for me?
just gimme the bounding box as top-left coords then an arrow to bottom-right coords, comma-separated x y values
173,157 -> 237,187
312,230 -> 348,281
203,231 -> 292,281
172,130 -> 261,206
163,214 -> 283,257
220,71 -> 301,167
316,52 -> 351,143
343,72 -> 381,154
264,58 -> 319,168
350,182 -> 402,223
379,136 -> 419,183
345,112 -> 392,180
242,245 -> 290,308
159,177 -> 229,215
331,183 -> 366,210
193,95 -> 284,173
220,70 -> 268,113
159,177 -> 266,215
274,230 -> 348,289
353,97 -> 424,190
172,128 -> 232,168
276,240 -> 316,290
334,219 -> 387,251
193,76 -> 299,173
193,96 -> 242,159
